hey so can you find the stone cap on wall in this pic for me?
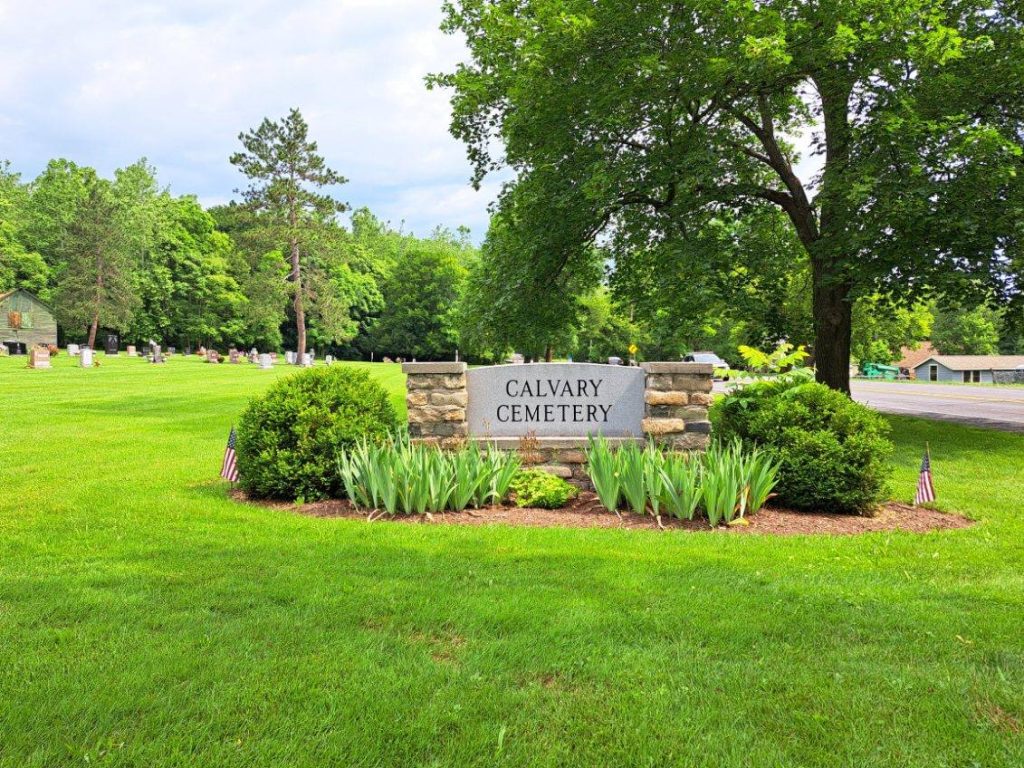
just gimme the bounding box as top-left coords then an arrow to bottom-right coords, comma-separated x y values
640,362 -> 714,375
402,361 -> 468,374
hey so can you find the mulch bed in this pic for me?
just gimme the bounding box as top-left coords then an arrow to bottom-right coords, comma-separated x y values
235,490 -> 973,536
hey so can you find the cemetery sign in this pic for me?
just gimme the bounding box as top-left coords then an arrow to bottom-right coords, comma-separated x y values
466,363 -> 643,438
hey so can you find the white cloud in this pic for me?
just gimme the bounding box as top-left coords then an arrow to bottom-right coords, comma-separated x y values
0,0 -> 491,238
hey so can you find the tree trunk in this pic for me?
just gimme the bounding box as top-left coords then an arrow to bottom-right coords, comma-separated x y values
290,236 -> 305,363
545,344 -> 553,362
87,312 -> 99,350
811,259 -> 853,394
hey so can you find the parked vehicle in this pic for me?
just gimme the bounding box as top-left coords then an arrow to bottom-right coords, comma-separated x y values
684,351 -> 730,378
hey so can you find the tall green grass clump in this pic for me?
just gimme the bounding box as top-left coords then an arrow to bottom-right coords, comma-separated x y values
585,436 -> 778,526
337,437 -> 520,515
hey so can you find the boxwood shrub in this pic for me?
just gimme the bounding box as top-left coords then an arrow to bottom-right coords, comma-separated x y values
711,380 -> 892,513
236,366 -> 398,501
509,469 -> 579,509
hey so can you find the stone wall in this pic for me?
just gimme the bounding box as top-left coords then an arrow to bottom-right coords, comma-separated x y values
403,361 -> 714,487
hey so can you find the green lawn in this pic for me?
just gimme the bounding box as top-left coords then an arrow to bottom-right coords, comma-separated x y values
1,354 -> 1022,767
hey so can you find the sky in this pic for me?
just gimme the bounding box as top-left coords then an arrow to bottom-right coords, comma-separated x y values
0,0 -> 502,240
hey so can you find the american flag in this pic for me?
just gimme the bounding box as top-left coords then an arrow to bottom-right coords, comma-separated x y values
220,427 -> 239,483
914,446 -> 935,506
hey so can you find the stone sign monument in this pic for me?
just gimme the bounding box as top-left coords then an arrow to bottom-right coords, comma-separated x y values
404,361 -> 713,485
466,363 -> 644,438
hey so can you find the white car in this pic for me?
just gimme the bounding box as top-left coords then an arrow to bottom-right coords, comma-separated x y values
684,351 -> 731,378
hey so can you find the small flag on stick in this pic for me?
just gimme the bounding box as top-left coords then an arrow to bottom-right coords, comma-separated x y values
914,444 -> 935,506
220,426 -> 239,483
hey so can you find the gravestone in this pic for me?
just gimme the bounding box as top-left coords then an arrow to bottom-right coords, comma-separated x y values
167,347 -> 175,356
258,353 -> 273,369
206,349 -> 220,364
105,334 -> 119,355
67,344 -> 80,356
285,351 -> 296,364
127,345 -> 137,356
28,346 -> 51,369
150,345 -> 164,364
229,349 -> 241,364
301,353 -> 313,367
80,347 -> 94,367
325,355 -> 334,365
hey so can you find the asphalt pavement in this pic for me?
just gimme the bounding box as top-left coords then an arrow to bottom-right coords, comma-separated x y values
849,380 -> 1024,433
712,379 -> 1024,432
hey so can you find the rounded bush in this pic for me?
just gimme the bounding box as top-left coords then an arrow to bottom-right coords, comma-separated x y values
509,469 -> 579,509
711,381 -> 892,513
236,366 -> 398,501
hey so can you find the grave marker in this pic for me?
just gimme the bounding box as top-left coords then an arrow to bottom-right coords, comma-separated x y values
28,346 -> 51,369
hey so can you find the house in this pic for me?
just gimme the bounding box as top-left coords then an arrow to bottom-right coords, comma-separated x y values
0,289 -> 57,353
913,355 -> 1024,384
895,342 -> 936,378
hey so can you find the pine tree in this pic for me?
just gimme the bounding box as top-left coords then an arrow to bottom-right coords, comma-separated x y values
230,109 -> 347,361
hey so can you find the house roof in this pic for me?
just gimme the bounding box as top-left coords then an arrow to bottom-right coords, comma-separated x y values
915,355 -> 1024,371
895,342 -> 936,370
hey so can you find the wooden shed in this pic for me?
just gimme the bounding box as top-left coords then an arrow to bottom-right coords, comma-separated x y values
0,289 -> 58,351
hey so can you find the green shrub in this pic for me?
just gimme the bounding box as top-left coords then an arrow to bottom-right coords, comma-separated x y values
509,469 -> 578,509
711,380 -> 892,513
237,366 -> 398,500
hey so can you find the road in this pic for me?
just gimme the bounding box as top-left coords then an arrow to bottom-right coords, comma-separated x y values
713,380 -> 1024,432
849,381 -> 1024,432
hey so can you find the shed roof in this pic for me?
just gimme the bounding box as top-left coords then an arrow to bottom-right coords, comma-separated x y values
0,288 -> 55,314
915,355 -> 1024,371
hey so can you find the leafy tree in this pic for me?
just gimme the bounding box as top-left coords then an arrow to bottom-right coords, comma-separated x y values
53,180 -> 140,348
368,237 -> 471,360
433,0 -> 1024,392
571,289 -> 642,362
0,162 -> 51,298
231,109 -> 348,361
850,297 -> 932,364
931,303 -> 1001,355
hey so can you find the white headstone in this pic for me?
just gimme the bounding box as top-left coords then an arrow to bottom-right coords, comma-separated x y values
325,355 -> 334,365
80,347 -> 94,367
285,351 -> 296,364
301,353 -> 313,367
67,344 -> 80,356
259,353 -> 273,369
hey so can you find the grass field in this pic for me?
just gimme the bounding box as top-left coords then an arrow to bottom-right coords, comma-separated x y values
1,354 -> 1022,767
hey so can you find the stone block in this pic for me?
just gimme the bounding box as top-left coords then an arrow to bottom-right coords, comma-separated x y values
641,362 -> 714,375
646,374 -> 675,391
684,420 -> 712,434
402,362 -> 467,375
557,450 -> 587,465
420,422 -> 469,438
644,390 -> 689,406
688,392 -> 714,406
442,374 -> 467,390
406,374 -> 442,390
667,433 -> 711,451
430,391 -> 468,407
535,464 -> 573,479
406,392 -> 429,408
671,374 -> 714,393
642,417 -> 686,436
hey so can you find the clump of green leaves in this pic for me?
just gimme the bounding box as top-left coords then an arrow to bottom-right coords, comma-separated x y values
337,437 -> 521,515
585,435 -> 779,527
509,469 -> 579,509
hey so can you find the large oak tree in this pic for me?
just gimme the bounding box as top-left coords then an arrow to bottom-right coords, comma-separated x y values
432,0 -> 1023,391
